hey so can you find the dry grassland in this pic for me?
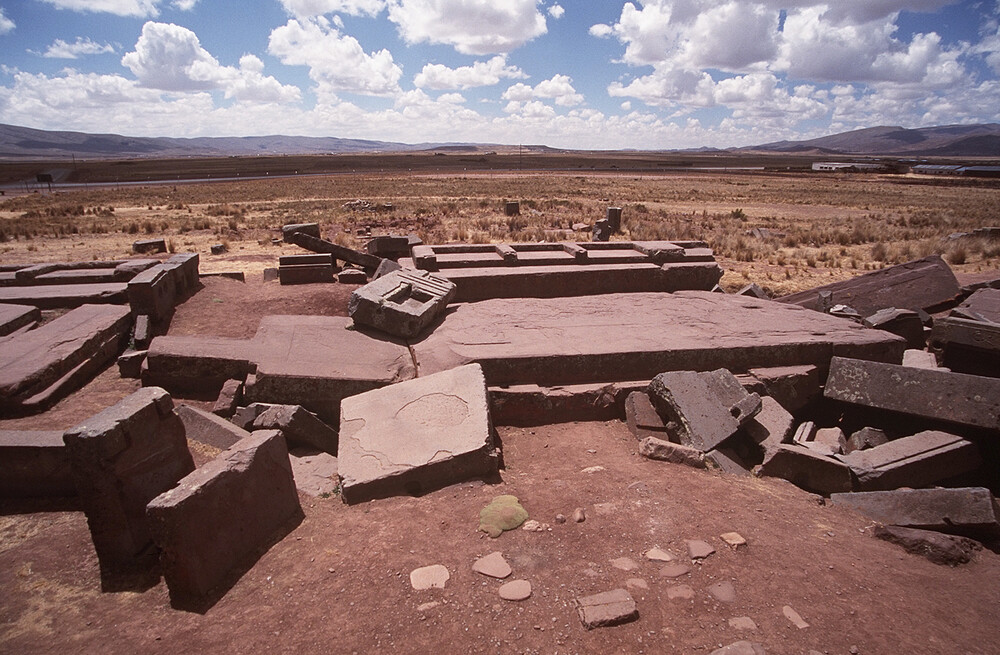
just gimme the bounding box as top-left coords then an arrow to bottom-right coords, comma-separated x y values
1,170 -> 998,295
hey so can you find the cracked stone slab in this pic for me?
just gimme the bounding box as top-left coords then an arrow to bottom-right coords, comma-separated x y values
830,487 -> 999,536
576,588 -> 639,629
338,363 -> 496,503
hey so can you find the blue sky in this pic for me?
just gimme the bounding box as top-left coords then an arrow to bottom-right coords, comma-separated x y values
1,1 -> 999,149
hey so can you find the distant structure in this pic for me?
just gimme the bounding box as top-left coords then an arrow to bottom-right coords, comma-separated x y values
812,162 -> 889,173
912,164 -> 1000,178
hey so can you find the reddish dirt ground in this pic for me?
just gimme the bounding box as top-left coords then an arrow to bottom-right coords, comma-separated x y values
3,277 -> 1000,655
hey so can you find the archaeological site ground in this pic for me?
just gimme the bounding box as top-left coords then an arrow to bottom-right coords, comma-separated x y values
2,159 -> 1000,655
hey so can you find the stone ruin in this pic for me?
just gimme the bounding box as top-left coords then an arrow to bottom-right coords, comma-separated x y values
3,219 -> 1000,612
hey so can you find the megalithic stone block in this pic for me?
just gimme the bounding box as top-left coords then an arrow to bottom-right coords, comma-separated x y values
251,404 -> 338,455
0,430 -> 76,498
824,356 -> 1000,431
147,430 -> 302,609
0,303 -> 40,336
952,288 -> 1000,324
625,390 -> 670,440
63,387 -> 194,586
348,269 -> 457,339
863,308 -> 926,350
778,255 -> 961,316
837,430 -> 980,491
287,230 -> 381,272
830,487 -> 1000,537
648,369 -> 754,452
281,222 -> 320,242
758,443 -> 853,494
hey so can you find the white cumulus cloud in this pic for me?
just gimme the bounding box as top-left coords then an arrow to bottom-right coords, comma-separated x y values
503,74 -> 583,107
0,8 -> 14,34
43,37 -> 117,59
387,0 -> 547,55
278,0 -> 386,17
548,4 -> 564,19
414,55 -> 526,89
39,0 -> 162,17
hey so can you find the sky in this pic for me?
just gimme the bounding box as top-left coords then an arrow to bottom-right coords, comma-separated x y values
1,1 -> 999,150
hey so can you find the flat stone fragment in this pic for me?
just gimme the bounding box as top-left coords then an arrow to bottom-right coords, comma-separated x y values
711,641 -> 767,655
252,404 -> 338,455
748,365 -> 820,414
63,387 -> 195,585
838,430 -> 980,491
176,404 -> 250,450
743,396 -> 794,453
687,539 -> 716,560
902,349 -> 942,369
410,564 -> 449,590
211,379 -> 243,418
660,563 -> 691,578
721,532 -> 747,549
830,487 -> 999,536
348,269 -> 456,339
146,430 -> 302,608
338,363 -> 496,503
846,427 -> 889,453
872,525 -> 981,566
645,547 -> 674,562
708,581 -> 737,602
953,288 -> 1000,323
640,436 -> 706,468
648,369 -> 750,452
706,448 -> 752,476
473,552 -> 512,579
778,255 -> 960,316
625,390 -> 670,439
576,588 -> 639,629
666,584 -> 695,599
0,283 -> 129,309
412,292 -> 905,387
611,557 -> 639,571
498,579 -> 532,601
782,605 -> 809,629
728,617 -> 758,631
824,356 -> 1000,430
338,268 -> 368,284
863,308 -> 926,350
0,430 -> 75,498
758,444 -> 853,495
0,303 -> 40,336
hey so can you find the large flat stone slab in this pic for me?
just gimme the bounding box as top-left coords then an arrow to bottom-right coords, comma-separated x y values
0,304 -> 131,413
824,357 -> 1000,430
758,443 -> 853,494
830,487 -> 1000,536
144,335 -> 256,393
0,282 -> 128,309
412,292 -> 905,386
0,303 -> 40,336
952,288 -> 1000,323
778,255 -> 960,315
837,430 -> 981,491
0,430 -> 75,498
338,363 -> 496,503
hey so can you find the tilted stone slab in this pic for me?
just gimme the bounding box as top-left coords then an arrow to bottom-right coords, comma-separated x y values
0,282 -> 128,309
288,231 -> 381,272
824,357 -> 1000,430
0,304 -> 131,413
830,487 -> 1000,536
648,369 -> 751,452
873,525 -> 981,566
147,430 -> 302,608
412,292 -> 905,387
758,443 -> 853,494
837,430 -> 981,491
931,316 -> 1000,354
338,363 -> 496,503
251,404 -> 338,455
778,255 -> 960,315
0,430 -> 75,498
743,396 -> 794,453
625,390 -> 670,440
348,269 -> 456,338
952,288 -> 1000,324
281,223 -> 321,242
0,303 -> 40,336
63,387 -> 194,584
748,364 -> 821,414
176,404 -> 250,450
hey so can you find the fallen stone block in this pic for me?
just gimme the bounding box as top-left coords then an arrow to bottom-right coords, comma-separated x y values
114,258 -> 160,281
872,524 -> 981,566
930,316 -> 1000,375
210,243 -> 227,255
63,387 -> 194,585
953,288 -> 1000,324
576,589 -> 639,629
127,265 -> 176,322
648,369 -> 755,452
639,436 -> 706,468
117,349 -> 146,379
162,253 -> 200,294
338,268 -> 368,284
778,255 -> 961,316
176,404 -> 250,450
278,254 -> 334,285
845,427 -> 888,454
147,430 -> 303,608
212,379 -> 243,418
758,444 -> 853,494
743,396 -> 794,453
287,231 -> 381,273
824,357 -> 1000,431
230,402 -> 281,431
133,314 -> 152,349
626,390 -> 670,440
838,430 -> 980,491
0,430 -> 75,498
0,303 -> 40,336
791,421 -> 817,445
144,335 -> 256,394
132,238 -> 166,254
592,219 -> 611,242
366,235 -> 412,259
606,207 -> 623,233
808,427 -> 846,457
0,304 -> 131,414
281,222 -> 320,242
738,283 -> 768,299
504,201 -> 520,217
338,363 -> 496,503
748,365 -> 820,414
488,380 -> 644,426
863,308 -> 926,350
251,404 -> 338,455
348,269 -> 456,339
373,257 -> 403,279
831,487 -> 1000,537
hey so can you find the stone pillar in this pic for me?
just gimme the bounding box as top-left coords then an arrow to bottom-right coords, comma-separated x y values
606,207 -> 622,233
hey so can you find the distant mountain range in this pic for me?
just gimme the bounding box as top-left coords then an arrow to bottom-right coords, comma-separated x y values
1,122 -> 998,160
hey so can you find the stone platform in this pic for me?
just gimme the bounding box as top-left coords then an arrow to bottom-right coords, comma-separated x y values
0,283 -> 128,309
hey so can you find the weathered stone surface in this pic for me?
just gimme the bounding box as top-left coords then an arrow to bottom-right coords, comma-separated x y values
473,552 -> 512,579
0,303 -> 39,336
177,404 -> 250,450
748,365 -> 820,414
0,430 -> 75,498
640,436 -> 707,468
625,390 -> 669,439
660,563 -> 691,578
738,283 -> 768,299
278,261 -> 334,285
708,580 -> 736,602
930,316 -> 1000,368
721,532 -> 747,549
127,265 -> 176,322
252,404 -> 338,455
117,349 -> 146,379
287,446 -> 338,497
338,268 -> 368,284
606,207 -> 622,233
133,314 -> 152,349
953,288 -> 1000,323
758,444 -> 853,494
809,427 -> 846,456
414,292 -> 904,387
281,222 -> 321,242
592,219 -> 611,242
838,431 -> 980,491
488,380 -> 644,427
373,257 -> 403,279
0,304 -> 131,413
132,238 -> 166,254
144,335 -> 255,393
902,349 -> 942,369
648,369 -> 750,452
665,583 -> 694,598
499,579 -> 531,601
338,363 -> 496,503
687,539 -> 716,560
645,547 -> 673,562
779,255 -> 961,315
230,402 -> 280,430
825,357 -> 1000,430
782,605 -> 809,629
830,487 -> 1000,536
576,589 -> 638,629
410,564 -> 449,590
706,447 -> 752,475
63,387 -> 194,584
873,525 -> 981,566
366,235 -> 412,258
212,379 -> 243,418
0,282 -> 128,309
146,430 -> 302,607
743,396 -> 794,453
846,426 -> 889,454
863,308 -> 926,350
348,269 -> 456,338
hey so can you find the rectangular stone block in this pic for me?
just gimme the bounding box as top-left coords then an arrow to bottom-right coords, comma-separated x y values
576,589 -> 638,629
743,396 -> 794,452
639,436 -> 706,468
251,404 -> 338,455
127,265 -> 176,321
348,269 -> 456,338
33,268 -> 119,285
830,487 -> 999,536
278,254 -> 332,266
63,387 -> 194,585
837,430 -> 980,491
176,404 -> 250,450
778,255 -> 960,315
144,335 -> 256,393
282,222 -> 321,242
338,363 -> 496,503
287,231 -> 381,272
0,282 -> 128,309
625,390 -> 669,439
488,380 -> 645,427
278,263 -> 334,285
953,288 -> 1000,324
132,239 -> 166,254
748,364 -> 820,414
0,303 -> 40,336
162,253 -> 200,294
758,444 -> 853,494
648,369 -> 754,452
212,379 -> 244,418
0,430 -> 75,498
366,235 -> 411,258
824,357 -> 1000,430
0,304 -> 131,413
147,430 -> 302,607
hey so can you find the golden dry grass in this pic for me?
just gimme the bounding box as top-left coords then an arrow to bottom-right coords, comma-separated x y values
1,170 -> 998,295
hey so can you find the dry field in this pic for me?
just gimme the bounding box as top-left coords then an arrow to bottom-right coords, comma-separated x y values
1,168 -> 999,295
